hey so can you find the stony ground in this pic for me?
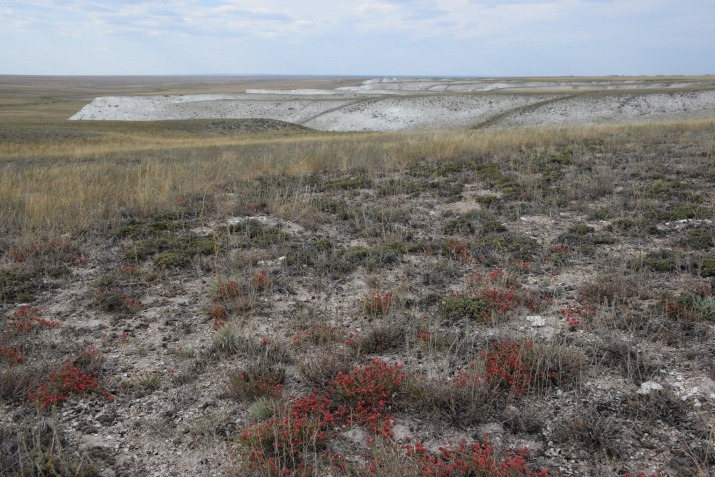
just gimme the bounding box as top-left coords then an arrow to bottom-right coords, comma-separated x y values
1,128 -> 715,476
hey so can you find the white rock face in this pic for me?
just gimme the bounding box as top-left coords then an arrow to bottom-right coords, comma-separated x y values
69,77 -> 715,132
497,90 -> 715,127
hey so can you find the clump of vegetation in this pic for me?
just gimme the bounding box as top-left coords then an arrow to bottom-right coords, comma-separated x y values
439,295 -> 493,322
666,286 -> 715,321
94,288 -> 143,313
442,210 -> 495,236
473,162 -> 521,198
556,223 -> 616,251
681,227 -> 714,250
0,270 -> 35,303
699,256 -> 715,277
284,240 -> 407,277
0,419 -> 99,477
407,159 -> 467,178
473,232 -> 540,261
628,249 -> 680,272
377,178 -> 424,197
124,232 -> 215,268
227,361 -> 286,402
475,195 -> 498,207
643,203 -> 713,222
443,217 -> 475,235
608,218 -> 639,232
557,224 -> 593,245
113,217 -> 184,239
587,207 -> 610,220
327,174 -> 372,190
220,219 -> 292,248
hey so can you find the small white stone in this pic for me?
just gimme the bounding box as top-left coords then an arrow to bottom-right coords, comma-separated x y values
638,381 -> 663,395
526,315 -> 546,327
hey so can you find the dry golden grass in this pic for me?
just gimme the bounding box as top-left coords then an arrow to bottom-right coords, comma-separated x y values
1,118 -> 714,242
0,74 -> 712,243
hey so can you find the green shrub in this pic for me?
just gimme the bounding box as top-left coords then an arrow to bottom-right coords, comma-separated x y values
223,220 -> 291,248
343,246 -> 371,263
681,228 -> 714,250
113,218 -> 183,239
426,179 -> 465,199
475,195 -> 498,207
443,217 -> 475,235
506,235 -> 540,260
328,174 -> 372,190
378,241 -> 410,255
643,204 -> 713,222
587,207 -> 610,220
644,177 -> 686,197
569,224 -> 596,236
378,178 -> 424,197
610,218 -> 637,231
93,273 -> 116,289
473,233 -> 540,260
247,399 -> 279,420
125,232 -> 215,267
699,257 -> 715,277
435,161 -> 467,176
0,270 -> 34,304
439,295 -> 492,322
284,240 -> 406,277
628,249 -> 679,272
481,221 -> 507,234
593,234 -> 617,245
46,264 -> 71,278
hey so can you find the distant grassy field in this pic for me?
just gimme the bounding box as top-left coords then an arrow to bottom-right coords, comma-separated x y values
0,75 -> 368,124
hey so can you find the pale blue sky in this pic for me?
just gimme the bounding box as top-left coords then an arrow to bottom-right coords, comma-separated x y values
1,0 -> 713,76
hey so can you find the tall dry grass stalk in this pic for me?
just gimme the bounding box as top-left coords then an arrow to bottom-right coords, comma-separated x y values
1,119 -> 713,242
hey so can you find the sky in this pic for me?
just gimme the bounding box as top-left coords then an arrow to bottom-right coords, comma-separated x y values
1,0 -> 713,76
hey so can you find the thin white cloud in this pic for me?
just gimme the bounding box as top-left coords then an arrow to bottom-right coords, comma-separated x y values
0,0 -> 713,75
0,0 -> 685,41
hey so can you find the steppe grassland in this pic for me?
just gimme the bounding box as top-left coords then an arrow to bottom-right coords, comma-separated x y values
2,117 -> 714,242
1,76 -> 715,476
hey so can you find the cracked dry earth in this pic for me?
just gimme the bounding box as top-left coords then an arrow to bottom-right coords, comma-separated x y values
2,141 -> 715,476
